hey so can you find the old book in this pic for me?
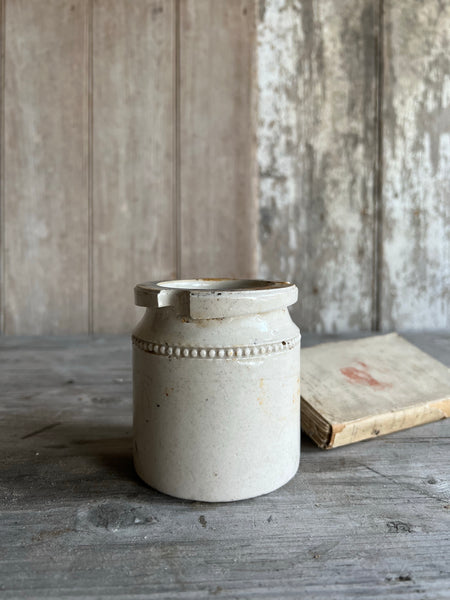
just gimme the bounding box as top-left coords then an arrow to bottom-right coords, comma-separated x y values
301,333 -> 450,449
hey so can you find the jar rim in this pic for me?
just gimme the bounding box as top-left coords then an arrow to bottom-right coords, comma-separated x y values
135,278 -> 298,319
157,278 -> 291,291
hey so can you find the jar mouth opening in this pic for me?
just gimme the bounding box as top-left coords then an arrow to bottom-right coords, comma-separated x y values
135,278 -> 298,319
157,278 -> 291,292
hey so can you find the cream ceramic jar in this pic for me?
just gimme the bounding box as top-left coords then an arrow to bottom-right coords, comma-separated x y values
132,278 -> 300,502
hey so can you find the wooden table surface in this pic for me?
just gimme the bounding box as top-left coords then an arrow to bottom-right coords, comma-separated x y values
1,333 -> 449,599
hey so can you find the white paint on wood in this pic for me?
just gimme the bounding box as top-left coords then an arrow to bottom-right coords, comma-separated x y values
257,0 -> 299,273
3,0 -> 89,333
381,0 -> 450,329
92,0 -> 176,333
257,0 -> 378,333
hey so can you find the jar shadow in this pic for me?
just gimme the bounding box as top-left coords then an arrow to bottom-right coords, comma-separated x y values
6,414 -> 317,506
4,415 -> 176,503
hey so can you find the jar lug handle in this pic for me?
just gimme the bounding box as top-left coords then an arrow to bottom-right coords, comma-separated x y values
157,289 -> 177,308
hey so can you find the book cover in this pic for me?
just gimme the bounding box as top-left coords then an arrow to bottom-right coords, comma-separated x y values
301,333 -> 450,449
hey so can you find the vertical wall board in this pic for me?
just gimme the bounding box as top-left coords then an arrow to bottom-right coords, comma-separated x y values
4,0 -> 89,334
258,0 -> 378,332
92,0 -> 176,333
381,0 -> 450,329
179,0 -> 258,279
256,0 -> 301,307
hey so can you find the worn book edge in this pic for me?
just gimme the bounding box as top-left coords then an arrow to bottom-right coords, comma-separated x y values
302,396 -> 450,449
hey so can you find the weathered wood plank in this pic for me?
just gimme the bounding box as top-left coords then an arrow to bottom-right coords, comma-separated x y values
179,0 -> 257,279
381,0 -> 450,329
0,333 -> 449,598
3,0 -> 89,334
257,0 -> 378,332
92,0 -> 176,333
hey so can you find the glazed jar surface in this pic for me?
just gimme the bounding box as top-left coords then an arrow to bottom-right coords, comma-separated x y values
132,278 -> 301,502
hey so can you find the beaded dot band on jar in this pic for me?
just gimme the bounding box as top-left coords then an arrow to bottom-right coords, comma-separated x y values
132,334 -> 299,359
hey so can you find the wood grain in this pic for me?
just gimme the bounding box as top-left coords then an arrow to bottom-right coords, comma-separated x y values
3,0 -> 89,334
1,0 -> 449,335
258,0 -> 378,332
258,0 -> 377,332
92,0 -> 176,333
381,0 -> 450,329
256,0 -> 299,292
0,333 -> 449,598
179,0 -> 257,279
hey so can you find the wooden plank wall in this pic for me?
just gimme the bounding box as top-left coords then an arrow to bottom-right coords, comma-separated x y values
3,0 -> 89,334
0,0 -> 257,334
381,0 -> 450,330
258,0 -> 378,333
258,0 -> 450,332
92,0 -> 176,333
0,0 -> 448,334
179,0 -> 257,279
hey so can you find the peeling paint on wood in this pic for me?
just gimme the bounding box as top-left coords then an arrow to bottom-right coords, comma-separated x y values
257,0 -> 299,286
1,0 -> 449,335
257,0 -> 378,333
381,0 -> 450,329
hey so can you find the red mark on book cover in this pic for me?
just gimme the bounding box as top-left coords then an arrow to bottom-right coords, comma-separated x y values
340,361 -> 391,389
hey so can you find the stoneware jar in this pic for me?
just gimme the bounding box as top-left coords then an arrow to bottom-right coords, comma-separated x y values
132,278 -> 301,502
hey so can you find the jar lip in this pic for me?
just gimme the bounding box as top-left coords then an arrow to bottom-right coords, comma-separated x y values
135,278 -> 298,319
156,278 -> 292,292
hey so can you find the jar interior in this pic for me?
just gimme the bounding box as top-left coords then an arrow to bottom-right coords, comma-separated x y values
157,278 -> 288,292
